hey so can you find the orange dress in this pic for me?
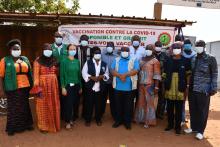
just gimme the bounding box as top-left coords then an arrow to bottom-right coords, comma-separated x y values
32,60 -> 60,132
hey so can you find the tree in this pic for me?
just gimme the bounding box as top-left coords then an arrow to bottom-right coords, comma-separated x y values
0,0 -> 80,14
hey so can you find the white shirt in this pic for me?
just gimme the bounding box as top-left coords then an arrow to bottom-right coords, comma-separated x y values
82,59 -> 109,92
129,45 -> 145,61
54,44 -> 63,55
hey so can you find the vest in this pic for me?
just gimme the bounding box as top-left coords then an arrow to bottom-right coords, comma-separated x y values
84,59 -> 107,92
4,56 -> 33,92
113,57 -> 138,90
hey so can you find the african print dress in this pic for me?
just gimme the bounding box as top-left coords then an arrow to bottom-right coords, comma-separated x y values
32,60 -> 60,132
135,57 -> 161,126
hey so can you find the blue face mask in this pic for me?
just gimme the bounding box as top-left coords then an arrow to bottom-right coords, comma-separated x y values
184,44 -> 192,51
69,50 -> 76,56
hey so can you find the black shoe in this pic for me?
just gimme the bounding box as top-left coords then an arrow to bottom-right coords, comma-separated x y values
175,129 -> 181,135
165,126 -> 173,131
124,124 -> 131,130
112,122 -> 122,128
27,126 -> 34,131
7,131 -> 15,136
96,121 -> 102,126
85,121 -> 91,127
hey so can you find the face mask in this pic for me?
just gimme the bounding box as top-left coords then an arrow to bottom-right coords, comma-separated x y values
194,47 -> 204,54
173,48 -> 181,55
106,47 -> 113,53
183,44 -> 192,51
145,50 -> 153,56
43,50 -> 53,57
94,54 -> 101,60
81,40 -> 88,47
132,41 -> 140,47
121,51 -> 129,58
155,47 -> 162,52
55,37 -> 63,45
11,50 -> 21,57
69,50 -> 77,56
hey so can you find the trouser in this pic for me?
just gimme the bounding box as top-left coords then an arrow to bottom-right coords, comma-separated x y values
101,84 -> 116,120
114,90 -> 133,125
58,76 -> 65,120
182,101 -> 186,122
166,99 -> 184,131
64,84 -> 80,123
189,91 -> 210,134
156,82 -> 166,118
84,90 -> 102,122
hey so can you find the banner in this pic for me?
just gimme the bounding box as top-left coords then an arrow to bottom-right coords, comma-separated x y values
58,24 -> 176,48
158,0 -> 220,9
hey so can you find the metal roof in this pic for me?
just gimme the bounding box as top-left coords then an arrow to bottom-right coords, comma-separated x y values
0,12 -> 195,27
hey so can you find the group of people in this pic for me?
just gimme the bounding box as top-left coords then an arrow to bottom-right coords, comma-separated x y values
0,32 -> 218,141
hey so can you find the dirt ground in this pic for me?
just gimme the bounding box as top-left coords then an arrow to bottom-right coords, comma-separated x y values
0,93 -> 220,147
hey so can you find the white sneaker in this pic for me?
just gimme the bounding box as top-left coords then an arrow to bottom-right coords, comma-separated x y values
66,123 -> 71,129
184,128 -> 193,134
144,124 -> 149,128
195,133 -> 204,140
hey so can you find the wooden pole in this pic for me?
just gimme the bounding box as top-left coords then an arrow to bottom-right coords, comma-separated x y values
154,2 -> 162,20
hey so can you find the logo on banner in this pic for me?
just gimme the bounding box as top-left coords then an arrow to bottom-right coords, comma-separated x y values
158,32 -> 171,45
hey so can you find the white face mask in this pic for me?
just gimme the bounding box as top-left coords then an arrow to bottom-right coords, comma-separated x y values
132,41 -> 140,47
155,47 -> 162,52
43,50 -> 53,57
145,50 -> 153,56
68,50 -> 77,57
194,47 -> 204,54
94,54 -> 101,60
11,50 -> 21,57
121,51 -> 129,58
106,47 -> 113,53
55,37 -> 63,45
173,48 -> 182,55
81,40 -> 88,47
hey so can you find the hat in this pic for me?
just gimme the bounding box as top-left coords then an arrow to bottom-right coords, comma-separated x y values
7,39 -> 21,49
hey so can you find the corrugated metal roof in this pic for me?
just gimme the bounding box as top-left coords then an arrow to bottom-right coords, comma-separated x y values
0,12 -> 195,27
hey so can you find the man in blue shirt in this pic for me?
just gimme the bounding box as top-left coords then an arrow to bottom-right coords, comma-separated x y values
111,46 -> 139,130
101,42 -> 118,120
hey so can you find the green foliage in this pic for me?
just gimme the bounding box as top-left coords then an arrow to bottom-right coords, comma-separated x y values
0,0 -> 80,14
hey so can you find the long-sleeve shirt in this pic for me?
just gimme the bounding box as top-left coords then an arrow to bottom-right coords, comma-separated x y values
192,53 -> 218,94
82,59 -> 109,92
60,57 -> 81,88
101,49 -> 118,84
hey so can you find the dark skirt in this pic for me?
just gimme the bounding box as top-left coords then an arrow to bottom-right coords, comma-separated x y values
6,87 -> 33,133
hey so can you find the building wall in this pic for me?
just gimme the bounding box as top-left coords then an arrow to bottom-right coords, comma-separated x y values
206,41 -> 220,89
0,25 -> 57,62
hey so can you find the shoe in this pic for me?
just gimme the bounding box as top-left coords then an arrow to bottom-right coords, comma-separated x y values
27,126 -> 34,131
175,129 -> 181,135
195,133 -> 204,140
125,124 -> 131,130
7,131 -> 15,136
144,124 -> 149,129
112,122 -> 122,128
85,121 -> 91,127
165,126 -> 173,131
184,128 -> 192,134
181,122 -> 186,126
96,121 -> 102,126
70,121 -> 74,126
65,123 -> 71,129
40,130 -> 48,134
184,128 -> 197,134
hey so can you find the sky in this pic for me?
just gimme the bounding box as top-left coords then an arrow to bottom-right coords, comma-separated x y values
67,0 -> 220,42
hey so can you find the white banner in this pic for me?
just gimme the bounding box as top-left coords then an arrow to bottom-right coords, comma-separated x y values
58,24 -> 176,48
158,0 -> 220,9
